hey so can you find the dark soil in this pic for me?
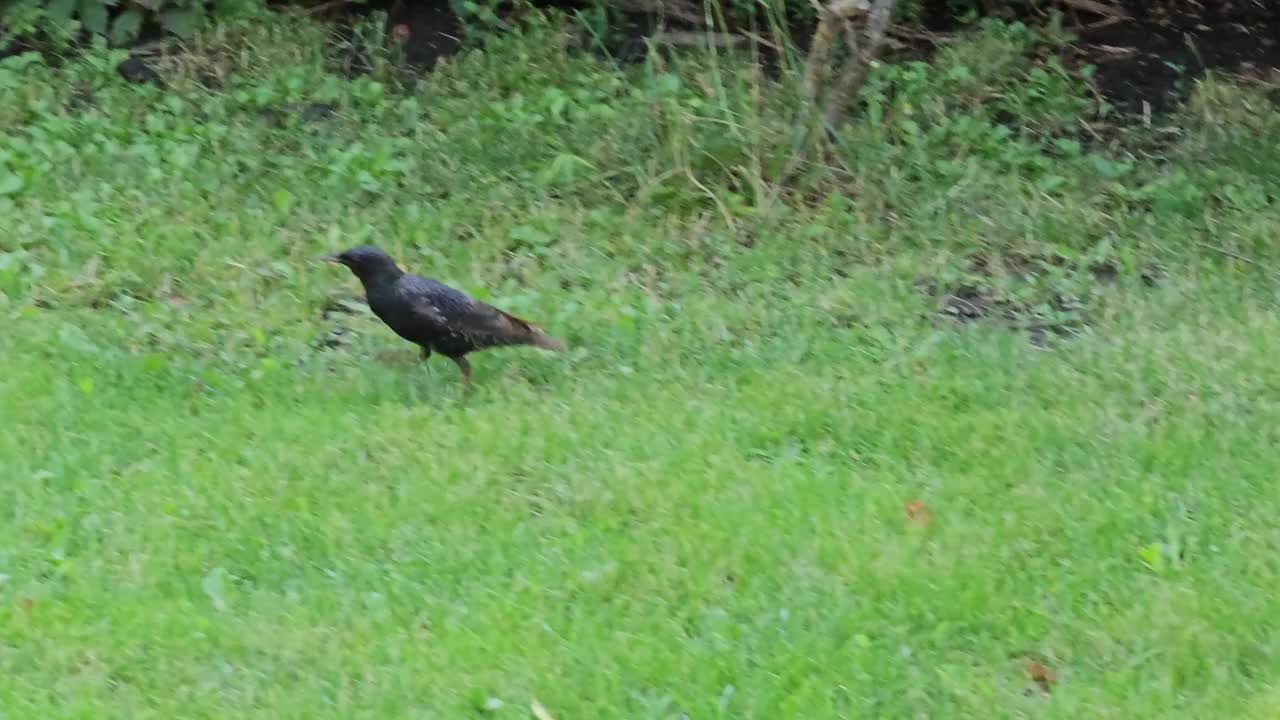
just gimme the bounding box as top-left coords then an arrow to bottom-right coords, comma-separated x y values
917,1 -> 1280,116
1069,0 -> 1280,115
117,56 -> 164,86
309,0 -> 463,74
576,0 -> 1280,117
383,0 -> 465,70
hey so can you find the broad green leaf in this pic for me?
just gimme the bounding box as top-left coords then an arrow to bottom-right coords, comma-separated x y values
45,0 -> 77,22
0,172 -> 23,196
272,189 -> 295,213
109,8 -> 145,45
161,6 -> 203,38
1138,543 -> 1164,573
78,0 -> 109,35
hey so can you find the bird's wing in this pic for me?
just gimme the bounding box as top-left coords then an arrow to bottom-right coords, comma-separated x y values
397,275 -> 535,347
394,275 -> 453,328
449,302 -> 538,348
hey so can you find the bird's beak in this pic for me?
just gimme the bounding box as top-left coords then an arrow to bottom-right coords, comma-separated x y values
321,254 -> 343,264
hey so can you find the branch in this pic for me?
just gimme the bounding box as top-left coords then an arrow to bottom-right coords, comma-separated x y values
803,0 -> 869,101
820,0 -> 897,131
776,0 -> 870,187
802,14 -> 837,100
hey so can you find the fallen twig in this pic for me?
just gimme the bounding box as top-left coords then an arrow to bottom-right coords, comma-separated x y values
649,31 -> 750,48
604,0 -> 706,26
1072,14 -> 1129,32
1197,242 -> 1261,266
888,26 -> 954,45
740,31 -> 782,51
293,0 -> 348,16
1058,0 -> 1128,17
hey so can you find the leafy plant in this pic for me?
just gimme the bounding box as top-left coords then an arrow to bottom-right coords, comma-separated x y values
1,0 -> 219,46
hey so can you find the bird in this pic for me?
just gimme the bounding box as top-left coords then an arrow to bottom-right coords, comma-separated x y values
324,245 -> 565,384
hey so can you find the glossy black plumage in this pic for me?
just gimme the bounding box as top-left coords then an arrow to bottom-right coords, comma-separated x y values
325,245 -> 565,383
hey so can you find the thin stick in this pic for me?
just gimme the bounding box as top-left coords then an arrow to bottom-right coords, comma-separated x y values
1196,242 -> 1260,266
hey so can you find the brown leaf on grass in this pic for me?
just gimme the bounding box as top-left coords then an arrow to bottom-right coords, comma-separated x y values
1025,660 -> 1056,693
391,24 -> 411,42
904,500 -> 933,527
19,598 -> 33,614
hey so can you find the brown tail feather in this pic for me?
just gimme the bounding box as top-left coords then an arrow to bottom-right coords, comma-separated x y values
498,309 -> 566,352
530,331 -> 566,352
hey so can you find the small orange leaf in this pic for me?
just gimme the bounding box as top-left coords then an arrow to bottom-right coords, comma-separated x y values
1025,660 -> 1055,693
20,598 -> 33,614
904,500 -> 933,527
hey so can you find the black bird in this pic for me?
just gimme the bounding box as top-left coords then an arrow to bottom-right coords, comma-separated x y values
325,245 -> 565,384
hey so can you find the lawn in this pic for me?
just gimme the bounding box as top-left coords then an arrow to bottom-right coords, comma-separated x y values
2,5 -> 1280,717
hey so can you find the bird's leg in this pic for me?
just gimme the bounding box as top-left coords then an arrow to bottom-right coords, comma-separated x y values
420,346 -> 432,375
448,355 -> 472,386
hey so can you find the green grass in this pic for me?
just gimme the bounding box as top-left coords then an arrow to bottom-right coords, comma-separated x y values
3,6 -> 1280,717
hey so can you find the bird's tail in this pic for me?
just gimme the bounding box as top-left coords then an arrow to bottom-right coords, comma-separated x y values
498,308 -> 567,352
530,330 -> 566,352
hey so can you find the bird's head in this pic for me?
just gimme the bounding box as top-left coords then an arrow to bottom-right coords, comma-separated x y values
323,245 -> 404,284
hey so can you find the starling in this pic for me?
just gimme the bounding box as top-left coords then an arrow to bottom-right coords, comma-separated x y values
324,245 -> 565,383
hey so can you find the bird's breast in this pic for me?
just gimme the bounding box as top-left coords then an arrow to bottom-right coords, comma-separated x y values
366,296 -> 427,341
